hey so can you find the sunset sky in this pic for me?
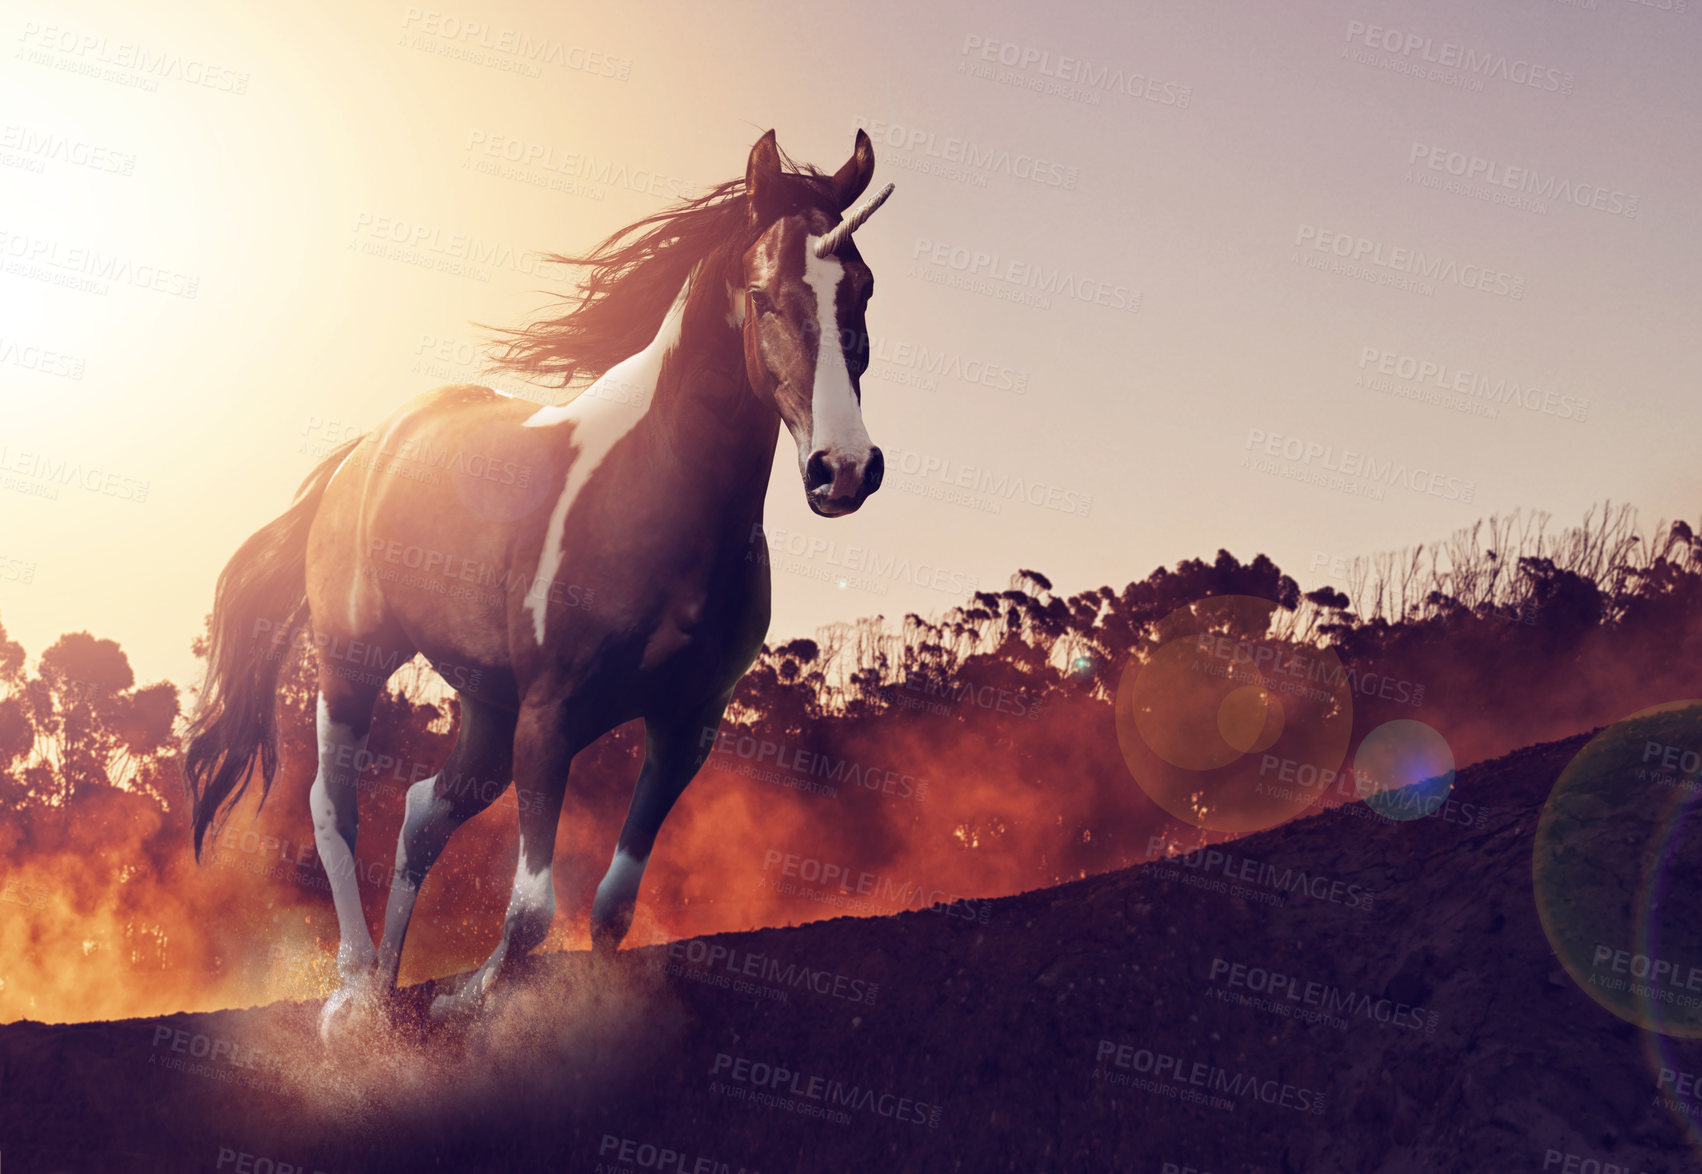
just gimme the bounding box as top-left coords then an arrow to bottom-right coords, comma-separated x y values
2,0 -> 1698,694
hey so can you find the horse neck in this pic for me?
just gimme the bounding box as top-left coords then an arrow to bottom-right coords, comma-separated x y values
642,264 -> 778,517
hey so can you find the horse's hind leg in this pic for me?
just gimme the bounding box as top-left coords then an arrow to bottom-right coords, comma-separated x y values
311,664 -> 398,1041
375,693 -> 517,991
431,696 -> 579,1020
591,690 -> 732,953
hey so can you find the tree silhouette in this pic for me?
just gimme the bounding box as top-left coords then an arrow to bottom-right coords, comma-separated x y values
3,501 -> 1702,1024
0,620 -> 179,813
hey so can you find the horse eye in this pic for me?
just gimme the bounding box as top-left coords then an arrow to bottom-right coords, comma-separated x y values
845,330 -> 870,377
747,287 -> 773,315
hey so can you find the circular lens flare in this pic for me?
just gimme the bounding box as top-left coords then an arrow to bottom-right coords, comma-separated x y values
1218,684 -> 1284,754
1353,719 -> 1455,822
1533,700 -> 1702,1039
1115,595 -> 1352,833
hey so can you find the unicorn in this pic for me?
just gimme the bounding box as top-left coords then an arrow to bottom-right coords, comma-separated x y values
183,130 -> 895,1039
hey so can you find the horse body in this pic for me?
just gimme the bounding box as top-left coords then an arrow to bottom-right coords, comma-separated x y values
184,129 -> 892,1039
308,277 -> 774,722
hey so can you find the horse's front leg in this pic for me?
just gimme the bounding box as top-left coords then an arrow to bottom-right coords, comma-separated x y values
590,689 -> 734,953
430,696 -> 579,1020
375,694 -> 517,991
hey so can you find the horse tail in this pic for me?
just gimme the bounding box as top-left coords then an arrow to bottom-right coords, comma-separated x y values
183,436 -> 363,862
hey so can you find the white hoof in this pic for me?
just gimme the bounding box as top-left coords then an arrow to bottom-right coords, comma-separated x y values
429,967 -> 497,1022
319,956 -> 383,1046
319,983 -> 380,1044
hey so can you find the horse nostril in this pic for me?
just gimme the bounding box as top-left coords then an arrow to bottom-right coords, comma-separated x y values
864,447 -> 884,493
805,450 -> 833,492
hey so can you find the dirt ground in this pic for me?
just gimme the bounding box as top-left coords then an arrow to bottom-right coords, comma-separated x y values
2,728 -> 1699,1173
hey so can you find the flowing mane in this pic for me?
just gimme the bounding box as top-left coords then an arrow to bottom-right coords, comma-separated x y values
482,145 -> 843,389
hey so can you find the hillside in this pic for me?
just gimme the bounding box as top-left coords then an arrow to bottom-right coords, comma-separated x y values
1,727 -> 1699,1173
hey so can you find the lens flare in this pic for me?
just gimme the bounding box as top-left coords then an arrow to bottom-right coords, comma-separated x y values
1533,700 -> 1702,1039
1115,595 -> 1352,833
1352,719 -> 1455,822
1217,684 -> 1285,754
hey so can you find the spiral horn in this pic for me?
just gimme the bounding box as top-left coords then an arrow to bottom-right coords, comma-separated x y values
813,183 -> 895,258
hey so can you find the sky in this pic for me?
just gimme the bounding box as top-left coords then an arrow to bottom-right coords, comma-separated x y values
1,0 -> 1699,694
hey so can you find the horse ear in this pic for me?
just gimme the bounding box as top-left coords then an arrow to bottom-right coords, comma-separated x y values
831,130 -> 875,211
746,129 -> 786,226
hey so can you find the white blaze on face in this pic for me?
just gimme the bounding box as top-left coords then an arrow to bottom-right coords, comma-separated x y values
801,242 -> 872,468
